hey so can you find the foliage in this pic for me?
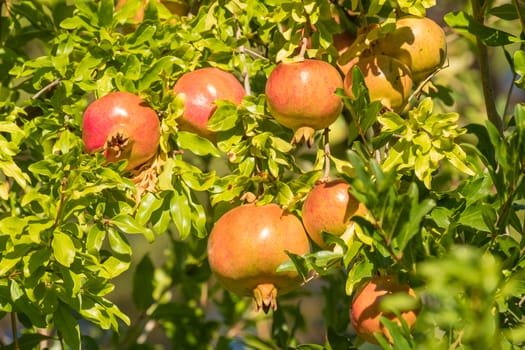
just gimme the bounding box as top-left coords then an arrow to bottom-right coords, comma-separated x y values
0,0 -> 524,349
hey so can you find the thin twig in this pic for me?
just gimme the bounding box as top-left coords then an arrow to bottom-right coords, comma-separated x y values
403,62 -> 448,114
11,312 -> 19,350
243,47 -> 268,60
513,0 -> 525,30
322,128 -> 331,179
32,79 -> 61,100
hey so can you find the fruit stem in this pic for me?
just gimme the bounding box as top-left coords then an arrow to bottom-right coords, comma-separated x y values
253,283 -> 278,313
298,36 -> 309,59
322,127 -> 331,180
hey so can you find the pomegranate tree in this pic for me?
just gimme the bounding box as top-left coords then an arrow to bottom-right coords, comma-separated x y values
351,275 -> 418,344
344,54 -> 413,112
373,16 -> 447,82
82,91 -> 160,171
207,203 -> 310,313
265,59 -> 343,146
172,67 -> 245,140
301,179 -> 366,249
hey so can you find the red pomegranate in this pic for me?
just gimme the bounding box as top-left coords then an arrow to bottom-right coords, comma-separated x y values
301,179 -> 366,249
172,67 -> 245,140
351,275 -> 418,344
373,16 -> 447,82
207,203 -> 311,313
265,59 -> 343,146
82,91 -> 160,171
344,54 -> 413,112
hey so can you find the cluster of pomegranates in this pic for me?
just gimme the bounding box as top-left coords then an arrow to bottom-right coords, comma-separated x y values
207,178 -> 418,344
82,67 -> 245,171
81,6 -> 431,345
206,178 -> 364,312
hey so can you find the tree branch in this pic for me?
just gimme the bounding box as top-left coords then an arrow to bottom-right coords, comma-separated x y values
322,128 -> 331,179
471,0 -> 503,134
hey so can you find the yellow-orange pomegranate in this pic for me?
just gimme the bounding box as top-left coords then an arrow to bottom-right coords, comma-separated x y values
373,16 -> 447,82
207,203 -> 310,313
301,179 -> 366,249
351,275 -> 418,344
344,54 -> 413,112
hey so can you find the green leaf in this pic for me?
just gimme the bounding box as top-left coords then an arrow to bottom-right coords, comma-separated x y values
513,50 -> 525,88
345,258 -> 374,295
132,254 -> 155,311
97,0 -> 114,27
444,11 -> 518,46
458,203 -> 492,232
107,228 -> 132,256
170,187 -> 192,239
55,303 -> 81,350
489,4 -> 521,20
176,131 -> 220,157
136,192 -> 164,226
278,251 -> 311,281
0,334 -> 52,350
0,216 -> 27,237
110,214 -> 155,242
86,224 -> 106,253
52,232 -> 76,268
139,56 -> 177,90
207,101 -> 241,132
101,256 -> 131,279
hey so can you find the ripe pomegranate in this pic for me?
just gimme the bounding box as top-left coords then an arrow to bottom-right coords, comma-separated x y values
265,59 -> 343,146
301,179 -> 366,249
82,91 -> 160,171
207,203 -> 310,313
173,67 -> 245,140
344,54 -> 413,112
351,275 -> 418,344
373,16 -> 447,82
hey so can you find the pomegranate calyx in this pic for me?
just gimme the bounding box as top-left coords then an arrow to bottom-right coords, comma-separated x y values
292,126 -> 316,147
253,283 -> 278,313
105,129 -> 131,159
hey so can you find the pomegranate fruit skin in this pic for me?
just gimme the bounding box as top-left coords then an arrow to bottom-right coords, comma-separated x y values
351,275 -> 418,344
302,179 -> 366,249
265,59 -> 344,145
373,16 -> 446,82
344,54 -> 413,112
82,91 -> 160,171
207,203 -> 310,312
173,67 -> 245,140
